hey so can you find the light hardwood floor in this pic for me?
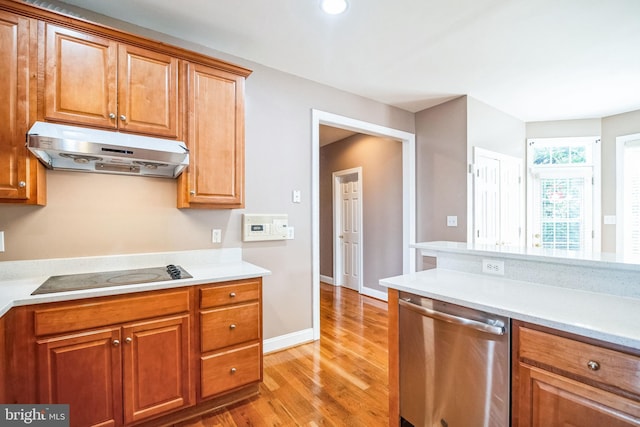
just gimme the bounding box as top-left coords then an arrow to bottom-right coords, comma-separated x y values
177,282 -> 389,426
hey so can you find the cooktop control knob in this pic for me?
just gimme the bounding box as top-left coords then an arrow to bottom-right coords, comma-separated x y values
166,264 -> 182,280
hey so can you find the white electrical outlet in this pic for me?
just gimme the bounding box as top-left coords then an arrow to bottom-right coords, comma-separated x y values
212,229 -> 222,243
482,259 -> 504,275
0,231 -> 4,252
447,216 -> 458,227
287,226 -> 295,240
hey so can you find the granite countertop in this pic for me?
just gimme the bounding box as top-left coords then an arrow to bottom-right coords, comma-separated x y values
380,268 -> 640,350
0,248 -> 271,317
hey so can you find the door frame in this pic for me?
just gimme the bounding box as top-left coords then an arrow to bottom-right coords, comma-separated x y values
333,167 -> 363,293
312,109 -> 416,341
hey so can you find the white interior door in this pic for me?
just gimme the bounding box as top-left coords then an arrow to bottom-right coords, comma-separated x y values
334,169 -> 362,293
473,147 -> 523,247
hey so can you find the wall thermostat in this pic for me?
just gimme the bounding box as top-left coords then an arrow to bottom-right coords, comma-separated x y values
242,214 -> 289,242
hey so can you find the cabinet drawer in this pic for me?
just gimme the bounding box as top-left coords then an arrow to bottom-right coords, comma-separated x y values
200,279 -> 260,308
519,327 -> 640,397
201,343 -> 261,399
34,289 -> 190,336
201,302 -> 259,352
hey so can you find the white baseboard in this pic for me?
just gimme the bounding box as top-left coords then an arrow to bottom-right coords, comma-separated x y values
361,286 -> 388,302
263,328 -> 315,354
319,274 -> 334,285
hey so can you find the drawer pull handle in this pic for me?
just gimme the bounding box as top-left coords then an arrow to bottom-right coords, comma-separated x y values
587,360 -> 600,371
229,292 -> 237,298
229,324 -> 237,330
230,367 -> 237,374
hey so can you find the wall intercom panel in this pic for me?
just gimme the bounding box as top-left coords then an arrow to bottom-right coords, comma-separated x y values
242,214 -> 289,242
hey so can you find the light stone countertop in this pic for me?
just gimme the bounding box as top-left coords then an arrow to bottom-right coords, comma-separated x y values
414,241 -> 640,271
380,268 -> 640,350
0,248 -> 270,317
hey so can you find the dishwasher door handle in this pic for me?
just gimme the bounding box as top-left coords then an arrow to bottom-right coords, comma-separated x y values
399,298 -> 506,336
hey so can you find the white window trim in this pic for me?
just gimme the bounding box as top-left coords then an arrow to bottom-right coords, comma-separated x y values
615,133 -> 640,254
526,137 -> 601,251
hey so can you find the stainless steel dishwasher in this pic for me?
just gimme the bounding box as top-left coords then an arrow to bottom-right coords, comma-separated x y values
399,292 -> 510,427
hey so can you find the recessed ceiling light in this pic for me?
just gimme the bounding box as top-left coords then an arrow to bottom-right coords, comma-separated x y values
321,0 -> 348,15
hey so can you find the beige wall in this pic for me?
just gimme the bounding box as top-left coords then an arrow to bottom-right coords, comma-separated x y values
415,96 -> 468,243
0,4 -> 415,341
319,134 -> 403,293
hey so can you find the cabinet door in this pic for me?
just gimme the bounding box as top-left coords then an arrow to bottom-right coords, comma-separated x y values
122,315 -> 192,425
44,24 -> 117,129
0,10 -> 43,203
518,365 -> 640,427
37,328 -> 122,427
117,45 -> 180,138
179,63 -> 245,208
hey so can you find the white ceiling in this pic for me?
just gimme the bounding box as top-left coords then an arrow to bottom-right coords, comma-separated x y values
56,0 -> 640,122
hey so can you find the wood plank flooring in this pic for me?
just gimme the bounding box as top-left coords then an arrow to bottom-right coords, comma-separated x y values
177,283 -> 389,426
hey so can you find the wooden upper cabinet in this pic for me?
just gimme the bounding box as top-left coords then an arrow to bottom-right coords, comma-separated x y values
43,23 -> 118,129
178,63 -> 245,208
0,10 -> 44,204
43,24 -> 180,139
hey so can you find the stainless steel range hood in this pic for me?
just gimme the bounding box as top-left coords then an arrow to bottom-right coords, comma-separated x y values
27,121 -> 189,178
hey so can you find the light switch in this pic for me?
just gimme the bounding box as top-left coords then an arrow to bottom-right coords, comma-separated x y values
211,229 -> 222,243
0,231 -> 4,252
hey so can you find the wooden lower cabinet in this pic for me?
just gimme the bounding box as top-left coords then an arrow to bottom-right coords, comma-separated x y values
38,328 -> 122,427
33,290 -> 193,427
514,322 -> 640,427
3,280 -> 264,426
122,315 -> 190,424
198,278 -> 263,402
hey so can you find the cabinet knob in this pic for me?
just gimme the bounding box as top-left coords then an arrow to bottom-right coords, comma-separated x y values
229,292 -> 236,298
109,113 -> 116,119
125,337 -> 132,344
230,367 -> 237,374
587,360 -> 600,371
18,181 -> 26,188
190,190 -> 196,195
112,339 -> 120,347
120,114 -> 127,121
229,324 -> 236,330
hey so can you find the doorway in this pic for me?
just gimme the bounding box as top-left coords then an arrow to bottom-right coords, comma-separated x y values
333,167 -> 363,293
311,109 -> 416,341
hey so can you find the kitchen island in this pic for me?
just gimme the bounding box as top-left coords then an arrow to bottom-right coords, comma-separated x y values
381,242 -> 640,427
0,248 -> 270,427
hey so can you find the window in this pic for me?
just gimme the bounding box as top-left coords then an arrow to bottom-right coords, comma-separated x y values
616,134 -> 640,259
527,137 -> 601,252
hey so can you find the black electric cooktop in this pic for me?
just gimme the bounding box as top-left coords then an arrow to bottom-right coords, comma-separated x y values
31,265 -> 192,295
